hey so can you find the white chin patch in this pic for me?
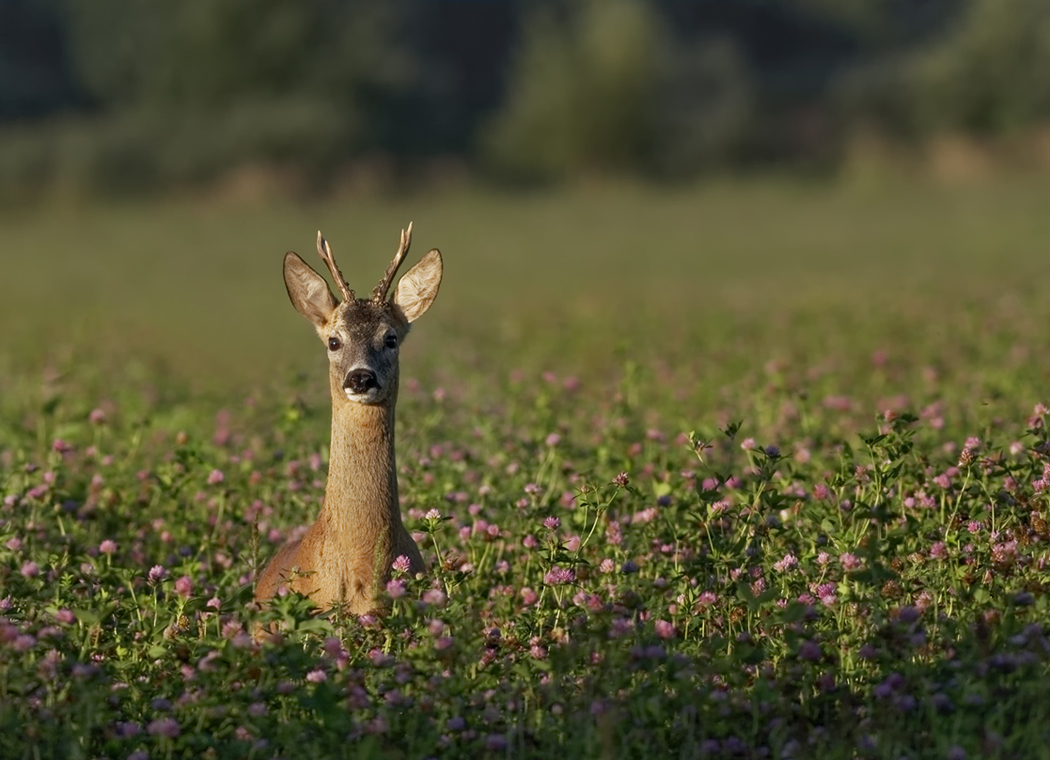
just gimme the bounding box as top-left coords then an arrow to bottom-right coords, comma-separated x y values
343,388 -> 376,403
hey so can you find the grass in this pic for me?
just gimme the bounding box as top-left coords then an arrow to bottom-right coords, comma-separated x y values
2,177 -> 1050,758
5,174 -> 1050,379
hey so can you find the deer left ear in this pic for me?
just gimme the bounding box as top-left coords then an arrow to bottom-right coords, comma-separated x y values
284,252 -> 338,330
393,249 -> 443,323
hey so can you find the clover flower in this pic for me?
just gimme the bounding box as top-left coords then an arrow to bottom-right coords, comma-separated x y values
148,565 -> 168,583
174,576 -> 194,598
839,553 -> 862,571
422,589 -> 447,607
654,620 -> 676,639
147,717 -> 180,739
544,566 -> 575,585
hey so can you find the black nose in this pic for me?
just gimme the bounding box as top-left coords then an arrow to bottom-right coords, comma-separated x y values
345,369 -> 378,394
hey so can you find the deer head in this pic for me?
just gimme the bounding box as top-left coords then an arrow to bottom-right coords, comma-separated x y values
282,223 -> 443,406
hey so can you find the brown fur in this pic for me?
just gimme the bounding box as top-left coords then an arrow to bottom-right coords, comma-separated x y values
254,399 -> 423,612
255,227 -> 441,614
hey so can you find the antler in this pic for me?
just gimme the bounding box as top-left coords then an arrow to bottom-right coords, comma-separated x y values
316,231 -> 354,302
372,222 -> 412,303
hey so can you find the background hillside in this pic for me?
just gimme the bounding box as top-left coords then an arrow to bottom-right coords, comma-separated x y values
5,0 -> 1050,201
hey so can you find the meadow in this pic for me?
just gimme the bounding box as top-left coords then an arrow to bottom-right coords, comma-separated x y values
2,177 -> 1050,759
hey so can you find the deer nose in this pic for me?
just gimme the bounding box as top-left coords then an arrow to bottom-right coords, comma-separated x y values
345,369 -> 378,394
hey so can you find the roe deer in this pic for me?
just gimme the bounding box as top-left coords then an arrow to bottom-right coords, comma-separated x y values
255,223 -> 441,613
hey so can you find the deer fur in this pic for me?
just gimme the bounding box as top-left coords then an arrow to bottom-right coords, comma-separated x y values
255,225 -> 442,614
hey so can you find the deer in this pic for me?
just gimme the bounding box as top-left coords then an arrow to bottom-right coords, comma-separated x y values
255,223 -> 442,614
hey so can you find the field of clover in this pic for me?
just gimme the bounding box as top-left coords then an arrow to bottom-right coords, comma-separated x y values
4,322 -> 1050,760
4,182 -> 1050,759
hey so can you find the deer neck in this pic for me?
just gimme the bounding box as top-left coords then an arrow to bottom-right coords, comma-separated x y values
321,400 -> 402,552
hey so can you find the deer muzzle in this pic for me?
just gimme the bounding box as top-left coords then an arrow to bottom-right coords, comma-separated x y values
344,368 -> 379,395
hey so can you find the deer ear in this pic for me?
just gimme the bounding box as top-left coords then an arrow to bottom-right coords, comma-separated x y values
284,252 -> 338,330
393,249 -> 443,323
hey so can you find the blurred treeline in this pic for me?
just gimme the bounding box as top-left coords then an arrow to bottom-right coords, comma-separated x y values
3,0 -> 1050,201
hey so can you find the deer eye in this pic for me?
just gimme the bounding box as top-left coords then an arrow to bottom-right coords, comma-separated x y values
385,334 -> 398,349
328,336 -> 342,351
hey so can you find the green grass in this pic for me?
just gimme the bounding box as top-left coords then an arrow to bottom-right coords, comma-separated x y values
5,175 -> 1050,380
2,177 -> 1050,758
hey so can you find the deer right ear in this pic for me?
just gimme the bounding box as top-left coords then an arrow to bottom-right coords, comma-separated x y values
393,249 -> 443,323
284,252 -> 338,330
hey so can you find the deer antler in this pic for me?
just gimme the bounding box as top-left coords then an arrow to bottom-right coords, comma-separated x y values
316,231 -> 355,302
372,222 -> 412,303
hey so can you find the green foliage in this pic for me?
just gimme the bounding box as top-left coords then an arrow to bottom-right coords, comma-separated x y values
6,322 -> 1050,757
2,183 -> 1050,755
0,100 -> 357,200
789,0 -> 941,46
648,38 -> 754,176
913,0 -> 1050,134
481,0 -> 756,181
10,0 -> 1050,198
0,0 -> 413,199
838,0 -> 1050,139
64,0 -> 408,108
482,0 -> 663,181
